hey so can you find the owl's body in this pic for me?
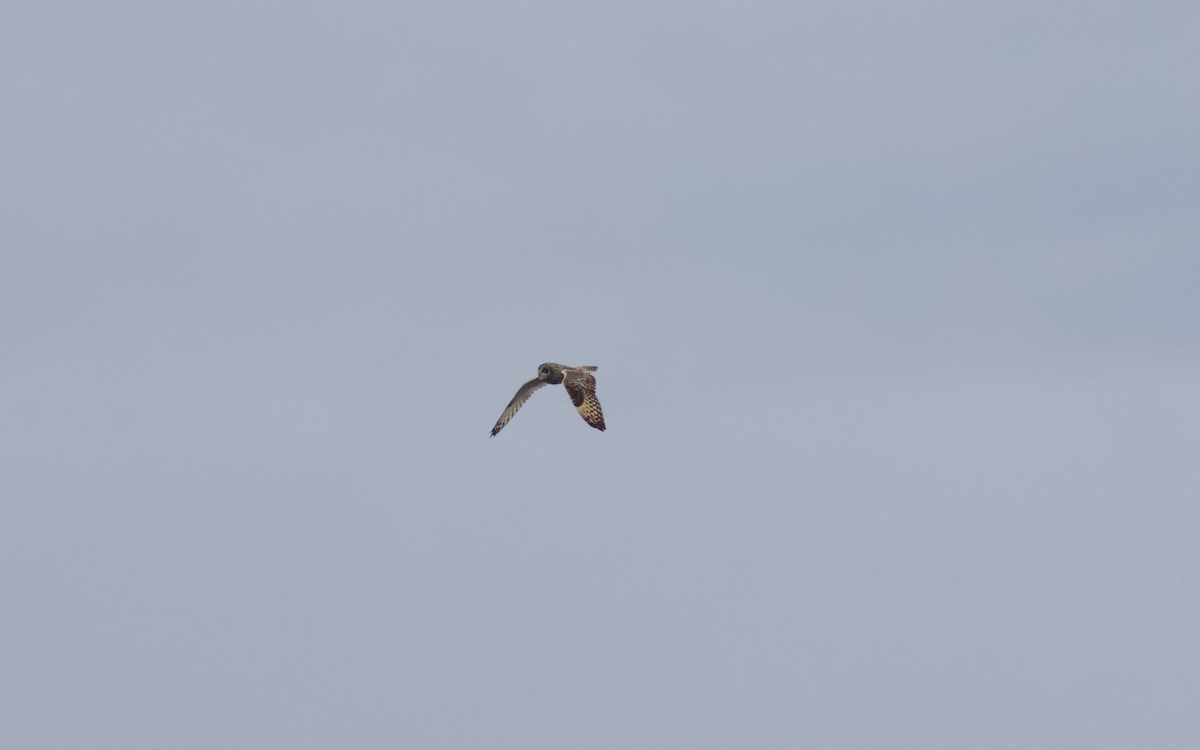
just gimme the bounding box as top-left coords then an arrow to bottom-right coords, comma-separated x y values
490,363 -> 606,437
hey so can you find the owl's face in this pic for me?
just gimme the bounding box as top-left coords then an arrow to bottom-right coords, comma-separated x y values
537,362 -> 564,383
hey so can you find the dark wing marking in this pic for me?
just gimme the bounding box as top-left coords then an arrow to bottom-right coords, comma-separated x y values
490,377 -> 548,437
562,370 -> 606,432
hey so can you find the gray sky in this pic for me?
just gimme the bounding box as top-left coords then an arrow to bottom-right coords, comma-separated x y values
2,1 -> 1199,748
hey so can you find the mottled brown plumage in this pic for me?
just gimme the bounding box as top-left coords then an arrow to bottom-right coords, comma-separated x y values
490,363 -> 606,437
562,369 -> 605,431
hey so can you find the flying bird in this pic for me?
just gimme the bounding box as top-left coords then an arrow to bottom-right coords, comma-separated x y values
490,363 -> 606,436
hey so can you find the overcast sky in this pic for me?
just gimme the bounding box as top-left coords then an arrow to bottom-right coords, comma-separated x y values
2,1 -> 1199,748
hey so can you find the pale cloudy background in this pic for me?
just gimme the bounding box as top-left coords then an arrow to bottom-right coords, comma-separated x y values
2,1 -> 1199,748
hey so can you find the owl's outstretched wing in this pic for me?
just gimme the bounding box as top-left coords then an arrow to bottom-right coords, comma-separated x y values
490,377 -> 548,437
562,369 -> 606,431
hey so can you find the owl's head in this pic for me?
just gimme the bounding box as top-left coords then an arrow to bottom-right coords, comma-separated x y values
537,363 -> 563,383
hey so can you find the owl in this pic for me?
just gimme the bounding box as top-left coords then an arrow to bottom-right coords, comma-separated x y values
490,363 -> 606,436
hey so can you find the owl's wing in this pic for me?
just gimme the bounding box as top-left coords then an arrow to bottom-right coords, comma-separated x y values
562,370 -> 606,432
490,377 -> 549,436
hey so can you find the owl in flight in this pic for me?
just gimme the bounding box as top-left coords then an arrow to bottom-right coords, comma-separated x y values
490,363 -> 606,436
